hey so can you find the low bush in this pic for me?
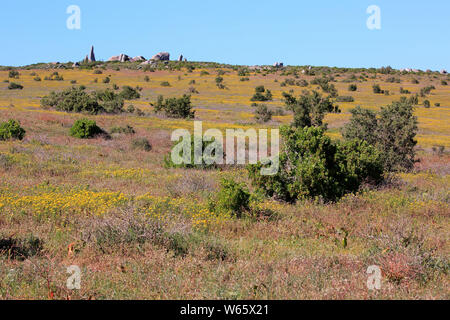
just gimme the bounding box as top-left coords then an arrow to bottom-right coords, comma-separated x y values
251,86 -> 273,102
336,96 -> 354,102
69,119 -> 104,139
8,82 -> 23,90
110,125 -> 135,135
348,84 -> 357,91
131,137 -> 152,151
254,104 -> 274,123
0,119 -> 26,141
119,86 -> 141,100
209,178 -> 250,218
8,70 -> 19,79
160,81 -> 171,87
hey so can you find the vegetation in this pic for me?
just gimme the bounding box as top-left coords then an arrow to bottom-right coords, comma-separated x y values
69,119 -> 104,139
0,119 -> 26,141
154,95 -> 195,119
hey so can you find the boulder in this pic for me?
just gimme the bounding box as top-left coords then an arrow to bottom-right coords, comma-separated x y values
73,62 -> 80,67
178,54 -> 183,62
441,69 -> 448,74
131,56 -> 146,62
273,62 -> 284,68
108,54 -> 130,62
151,52 -> 170,61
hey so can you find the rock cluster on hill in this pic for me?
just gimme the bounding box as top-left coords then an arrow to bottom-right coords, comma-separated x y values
108,54 -> 130,62
273,62 -> 284,68
151,52 -> 170,61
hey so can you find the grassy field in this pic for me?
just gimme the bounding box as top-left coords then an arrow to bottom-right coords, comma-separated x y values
0,63 -> 448,299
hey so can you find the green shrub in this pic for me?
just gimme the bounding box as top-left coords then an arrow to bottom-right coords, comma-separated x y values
209,179 -> 250,218
336,96 -> 354,102
283,90 -> 337,128
41,87 -> 103,114
8,82 -> 23,90
144,75 -> 150,82
247,126 -> 383,202
0,119 -> 26,141
372,84 -> 383,94
154,95 -> 195,119
423,100 -> 430,108
160,81 -> 171,87
441,80 -> 447,86
102,76 -> 110,84
131,138 -> 152,152
348,84 -> 357,91
251,86 -> 273,102
400,87 -> 410,94
8,70 -> 19,79
33,76 -> 42,82
254,104 -> 273,123
69,119 -> 103,139
119,86 -> 141,100
342,99 -> 418,172
93,69 -> 103,74
110,125 -> 135,135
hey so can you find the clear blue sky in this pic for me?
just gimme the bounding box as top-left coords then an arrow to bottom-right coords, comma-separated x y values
1,0 -> 448,70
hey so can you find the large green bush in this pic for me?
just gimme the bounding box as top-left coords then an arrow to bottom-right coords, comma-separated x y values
247,126 -> 383,202
69,119 -> 103,139
41,87 -> 125,114
154,95 -> 195,119
0,119 -> 26,141
342,99 -> 418,171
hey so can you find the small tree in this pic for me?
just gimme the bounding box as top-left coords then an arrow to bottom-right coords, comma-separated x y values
283,90 -> 335,128
342,99 -> 418,172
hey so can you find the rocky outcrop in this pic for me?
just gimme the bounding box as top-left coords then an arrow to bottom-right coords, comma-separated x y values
89,46 -> 96,62
151,52 -> 170,61
178,54 -> 183,62
108,54 -> 130,62
441,69 -> 448,74
273,62 -> 284,68
131,56 -> 146,62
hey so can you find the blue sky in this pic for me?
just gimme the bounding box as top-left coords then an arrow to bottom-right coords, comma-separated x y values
1,0 -> 448,70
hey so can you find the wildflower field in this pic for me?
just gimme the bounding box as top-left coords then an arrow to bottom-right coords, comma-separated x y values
0,62 -> 448,299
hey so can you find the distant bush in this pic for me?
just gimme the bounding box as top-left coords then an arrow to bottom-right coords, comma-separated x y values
144,75 -> 150,82
247,126 -> 383,202
119,86 -> 141,100
110,125 -> 135,135
93,69 -> 103,74
441,80 -> 447,86
70,80 -> 77,84
200,71 -> 210,76
0,119 -> 26,141
160,81 -> 171,87
411,78 -> 419,84
240,77 -> 250,82
8,82 -> 23,90
131,137 -> 152,151
209,179 -> 250,218
69,119 -> 103,139
423,100 -> 430,108
254,104 -> 274,123
251,86 -> 273,102
348,84 -> 357,91
342,100 -> 418,172
420,85 -> 435,97
283,90 -> 338,128
102,76 -> 110,84
400,87 -> 410,94
435,102 -> 440,107
386,77 -> 401,83
8,70 -> 19,79
33,76 -> 42,82
336,96 -> 354,102
372,84 -> 383,94
154,95 -> 195,119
